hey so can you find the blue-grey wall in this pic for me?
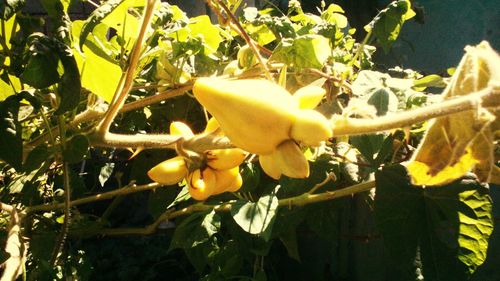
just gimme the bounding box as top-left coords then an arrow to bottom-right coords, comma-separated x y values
376,0 -> 500,72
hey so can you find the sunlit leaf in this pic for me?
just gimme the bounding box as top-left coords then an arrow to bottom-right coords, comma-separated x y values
170,15 -> 222,55
72,21 -> 122,103
364,0 -> 415,53
231,193 -> 279,238
413,74 -> 446,88
0,74 -> 21,100
270,34 -> 331,69
0,14 -> 19,50
79,0 -> 129,48
407,41 -> 500,186
375,165 -> 493,277
321,4 -> 347,28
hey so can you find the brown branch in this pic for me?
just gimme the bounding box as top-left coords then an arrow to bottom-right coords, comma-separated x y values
1,207 -> 25,281
95,0 -> 157,136
332,87 -> 500,136
70,180 -> 375,237
26,182 -> 162,214
121,85 -> 192,112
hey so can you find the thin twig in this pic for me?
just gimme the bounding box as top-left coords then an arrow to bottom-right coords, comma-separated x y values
70,180 -> 376,237
212,0 -> 273,80
50,116 -> 71,266
308,172 -> 336,194
26,182 -> 162,214
305,68 -> 352,93
121,85 -> 192,112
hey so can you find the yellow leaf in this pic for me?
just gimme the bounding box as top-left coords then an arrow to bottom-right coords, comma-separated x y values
407,149 -> 479,186
406,41 -> 500,186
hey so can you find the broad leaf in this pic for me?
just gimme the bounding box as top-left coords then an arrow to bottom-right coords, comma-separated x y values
413,74 -> 446,88
364,0 -> 415,53
78,0 -> 124,49
0,14 -> 19,50
73,21 -> 122,103
351,70 -> 400,114
55,45 -> 82,114
172,15 -> 222,55
0,74 -> 21,101
148,187 -> 178,219
170,211 -> 221,250
375,165 -> 493,279
23,144 -> 51,172
0,95 -> 21,170
350,134 -> 385,165
270,34 -> 331,69
20,35 -> 60,88
231,193 -> 279,238
63,134 -> 89,164
407,41 -> 500,186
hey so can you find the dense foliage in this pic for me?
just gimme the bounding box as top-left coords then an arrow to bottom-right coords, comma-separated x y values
0,0 -> 498,280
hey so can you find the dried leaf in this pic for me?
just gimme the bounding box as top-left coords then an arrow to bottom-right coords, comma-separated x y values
407,41 -> 500,186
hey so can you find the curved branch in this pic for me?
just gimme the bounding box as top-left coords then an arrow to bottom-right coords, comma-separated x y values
95,0 -> 157,136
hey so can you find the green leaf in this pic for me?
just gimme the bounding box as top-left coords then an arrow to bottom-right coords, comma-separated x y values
321,4 -> 347,28
182,15 -> 222,55
78,0 -> 124,49
351,70 -> 400,115
270,34 -> 331,69
364,0 -> 415,53
0,95 -> 21,170
375,165 -> 493,279
20,51 -> 60,89
170,211 -> 221,250
63,134 -> 89,163
413,74 -> 446,88
148,187 -> 178,219
73,21 -> 122,103
55,46 -> 81,114
350,134 -> 385,165
231,193 -> 279,238
0,74 -> 21,101
279,227 -> 300,261
367,87 -> 398,116
0,14 -> 19,50
373,134 -> 394,166
23,144 -> 51,172
238,162 -> 261,193
0,0 -> 24,20
165,185 -> 190,208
